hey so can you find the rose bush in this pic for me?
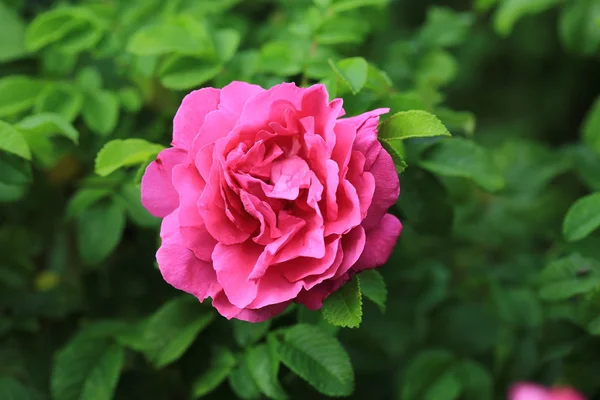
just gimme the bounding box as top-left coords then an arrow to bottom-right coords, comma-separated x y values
141,81 -> 401,322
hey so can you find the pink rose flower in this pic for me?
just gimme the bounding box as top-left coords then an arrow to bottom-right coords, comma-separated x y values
509,383 -> 586,400
141,81 -> 401,322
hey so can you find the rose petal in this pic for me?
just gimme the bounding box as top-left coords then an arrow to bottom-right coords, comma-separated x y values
219,81 -> 265,117
212,290 -> 290,322
362,143 -> 399,230
212,241 -> 261,308
141,148 -> 185,218
354,213 -> 402,271
156,211 -> 220,301
172,88 -> 220,150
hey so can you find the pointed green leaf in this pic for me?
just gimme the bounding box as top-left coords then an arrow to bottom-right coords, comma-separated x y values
214,28 -> 241,63
17,113 -> 79,144
419,138 -> 504,192
274,324 -> 354,396
0,3 -> 27,62
192,347 -> 237,398
402,350 -> 456,400
82,90 -> 119,136
77,196 -> 126,266
582,96 -> 600,155
381,110 -> 451,141
0,76 -> 43,118
34,83 -> 83,122
232,320 -> 271,347
51,334 -> 125,400
563,192 -> 600,242
0,120 -> 31,160
142,296 -> 215,368
229,359 -> 261,400
329,57 -> 368,95
159,54 -> 221,90
539,254 -> 600,301
246,344 -> 287,400
95,138 -> 164,177
322,277 -> 362,328
358,270 -> 387,312
494,0 -> 560,36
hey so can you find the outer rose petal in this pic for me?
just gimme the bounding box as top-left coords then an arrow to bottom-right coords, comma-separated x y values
212,290 -> 290,322
238,83 -> 306,129
141,147 -> 186,218
156,212 -> 220,301
219,81 -> 265,117
362,144 -> 400,230
354,213 -> 402,271
172,88 -> 220,149
212,241 -> 260,308
509,383 -> 586,400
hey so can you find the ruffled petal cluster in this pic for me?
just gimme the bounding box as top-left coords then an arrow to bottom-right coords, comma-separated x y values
142,82 -> 401,322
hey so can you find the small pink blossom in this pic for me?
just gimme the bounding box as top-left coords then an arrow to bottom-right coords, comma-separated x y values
141,81 -> 401,322
509,383 -> 586,400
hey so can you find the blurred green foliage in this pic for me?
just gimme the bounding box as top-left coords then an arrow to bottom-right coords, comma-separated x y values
2,0 -> 600,399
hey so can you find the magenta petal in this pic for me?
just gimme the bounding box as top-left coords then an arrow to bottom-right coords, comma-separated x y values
156,212 -> 220,301
212,290 -> 290,322
354,213 -> 402,271
141,148 -> 185,218
362,144 -> 400,230
218,81 -> 265,117
172,88 -> 220,150
212,241 -> 260,308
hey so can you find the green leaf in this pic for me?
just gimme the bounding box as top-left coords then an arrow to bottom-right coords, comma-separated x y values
419,7 -> 474,48
0,76 -> 43,118
0,153 -> 32,203
76,66 -> 103,91
126,16 -> 213,56
229,359 -> 261,400
214,28 -> 241,63
358,270 -> 387,312
494,0 -> 560,36
118,184 -> 159,227
0,377 -> 42,400
322,277 -> 362,328
232,320 -> 271,347
159,54 -> 222,90
423,370 -> 461,400
381,110 -> 451,141
559,0 -> 600,55
365,63 -> 393,94
0,120 -> 31,160
246,344 -> 287,400
25,7 -> 104,52
82,90 -> 119,136
192,347 -> 237,398
66,188 -> 112,219
582,96 -> 600,155
452,360 -> 493,400
77,196 -> 126,266
538,254 -> 600,301
329,0 -> 390,14
435,107 -> 476,136
142,296 -> 215,368
260,41 -> 305,77
117,87 -> 143,113
51,333 -> 125,400
416,50 -> 457,88
34,83 -> 83,122
95,139 -> 164,177
419,138 -> 505,192
274,324 -> 354,396
0,3 -> 27,62
17,113 -> 79,144
563,192 -> 600,242
329,57 -> 368,95
401,350 -> 456,400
